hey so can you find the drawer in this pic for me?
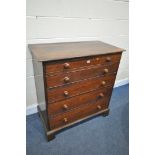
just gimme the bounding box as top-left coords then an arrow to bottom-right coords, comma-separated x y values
47,74 -> 116,103
45,63 -> 119,88
48,87 -> 112,116
44,53 -> 121,74
49,99 -> 108,129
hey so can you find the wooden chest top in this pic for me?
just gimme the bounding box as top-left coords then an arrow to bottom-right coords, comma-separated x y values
28,41 -> 125,61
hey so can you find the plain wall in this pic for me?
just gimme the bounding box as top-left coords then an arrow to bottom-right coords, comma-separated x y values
26,0 -> 129,107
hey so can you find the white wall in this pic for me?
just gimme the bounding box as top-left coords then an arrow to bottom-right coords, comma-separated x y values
26,0 -> 129,108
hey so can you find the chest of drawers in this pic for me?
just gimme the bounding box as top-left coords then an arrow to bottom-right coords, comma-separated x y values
29,41 -> 124,141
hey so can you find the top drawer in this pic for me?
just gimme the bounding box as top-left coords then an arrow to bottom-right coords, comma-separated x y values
44,53 -> 122,74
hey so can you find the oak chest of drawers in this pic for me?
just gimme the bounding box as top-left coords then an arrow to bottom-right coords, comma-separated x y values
29,41 -> 124,141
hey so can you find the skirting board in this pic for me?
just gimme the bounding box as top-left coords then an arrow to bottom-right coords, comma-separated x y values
26,78 -> 129,116
26,104 -> 38,116
114,78 -> 129,88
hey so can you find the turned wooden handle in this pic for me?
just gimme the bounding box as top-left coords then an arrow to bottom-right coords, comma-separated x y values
64,63 -> 70,69
64,77 -> 70,83
63,104 -> 68,110
106,57 -> 111,62
99,93 -> 104,98
96,57 -> 100,61
104,68 -> 109,73
97,105 -> 102,110
86,60 -> 91,64
101,81 -> 106,86
64,91 -> 69,96
64,118 -> 68,123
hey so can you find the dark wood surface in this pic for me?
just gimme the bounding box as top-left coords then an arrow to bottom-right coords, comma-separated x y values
47,108 -> 109,135
44,53 -> 122,74
47,74 -> 116,104
28,41 -> 125,61
30,41 -> 124,141
48,87 -> 112,116
37,106 -> 55,141
45,63 -> 119,88
49,99 -> 109,129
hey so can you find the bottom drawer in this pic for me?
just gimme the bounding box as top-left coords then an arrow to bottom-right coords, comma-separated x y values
49,99 -> 108,129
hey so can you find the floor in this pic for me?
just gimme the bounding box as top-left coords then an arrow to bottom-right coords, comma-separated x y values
26,84 -> 129,155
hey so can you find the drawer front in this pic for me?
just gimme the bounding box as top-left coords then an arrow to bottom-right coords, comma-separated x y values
44,53 -> 121,74
46,63 -> 119,88
47,74 -> 116,104
48,87 -> 112,116
49,99 -> 108,129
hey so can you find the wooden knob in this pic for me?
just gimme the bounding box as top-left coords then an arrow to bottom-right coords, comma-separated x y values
63,104 -> 68,110
64,118 -> 68,123
104,68 -> 109,73
86,60 -> 91,64
99,93 -> 104,98
64,63 -> 70,69
101,81 -> 106,86
97,105 -> 102,110
64,91 -> 69,96
106,57 -> 111,62
64,77 -> 70,83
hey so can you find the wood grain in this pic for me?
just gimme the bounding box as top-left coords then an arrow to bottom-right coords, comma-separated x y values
45,63 -> 119,88
49,99 -> 108,129
44,53 -> 122,74
47,74 -> 116,104
48,87 -> 112,116
30,41 -> 124,141
28,41 -> 125,61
